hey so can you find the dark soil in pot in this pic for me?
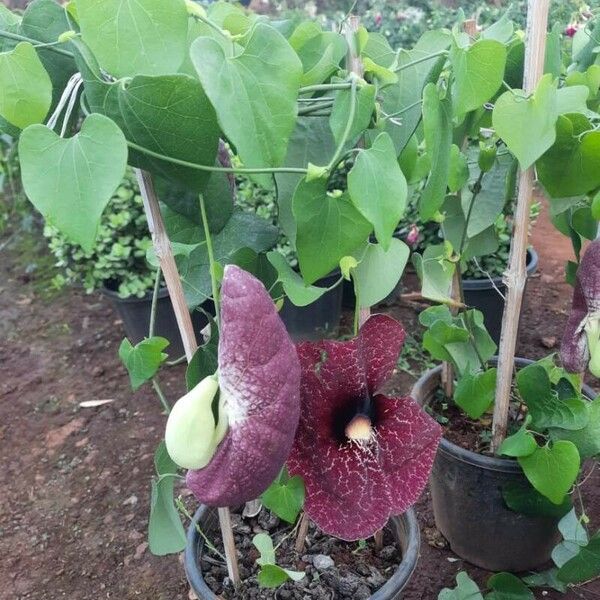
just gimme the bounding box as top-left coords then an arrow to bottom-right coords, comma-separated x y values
462,248 -> 538,345
280,270 -> 343,341
185,506 -> 420,599
412,359 -> 596,573
102,284 -> 212,358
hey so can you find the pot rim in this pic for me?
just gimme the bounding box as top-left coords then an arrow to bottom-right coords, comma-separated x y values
412,358 -> 597,473
184,505 -> 421,600
462,248 -> 538,291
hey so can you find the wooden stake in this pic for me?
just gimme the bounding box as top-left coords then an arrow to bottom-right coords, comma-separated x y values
491,0 -> 550,452
135,169 -> 241,586
294,512 -> 310,553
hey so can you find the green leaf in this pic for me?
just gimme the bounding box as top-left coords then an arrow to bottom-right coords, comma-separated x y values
522,569 -> 567,593
267,251 -> 331,307
462,154 -> 514,238
486,572 -> 533,599
253,532 -> 276,565
289,22 -> 346,86
537,114 -> 600,198
192,23 -> 302,187
552,508 -> 588,568
173,211 -> 278,308
517,364 -> 589,431
492,74 -> 558,169
0,42 -> 52,129
438,571 -> 483,600
76,0 -> 189,77
502,480 -> 572,518
544,24 -> 563,79
261,468 -> 305,524
19,114 -> 128,251
413,243 -> 456,304
329,83 -> 376,147
450,39 -> 507,116
518,441 -> 580,505
550,397 -> 600,459
348,132 -> 407,249
557,532 -> 600,584
498,417 -> 537,458
454,368 -> 497,420
275,117 -> 336,244
258,564 -> 304,588
556,85 -> 590,115
448,144 -> 469,193
185,321 -> 219,391
148,442 -> 186,556
481,11 -> 514,43
293,177 -> 372,284
119,336 -> 169,391
420,83 -> 453,221
377,30 -> 451,155
353,239 -> 410,308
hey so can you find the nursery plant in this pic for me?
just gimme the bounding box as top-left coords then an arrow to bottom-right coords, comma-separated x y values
2,0 -> 599,595
0,0 -> 449,595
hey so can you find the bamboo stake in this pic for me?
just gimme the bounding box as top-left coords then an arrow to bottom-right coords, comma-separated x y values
491,0 -> 550,452
135,169 -> 241,586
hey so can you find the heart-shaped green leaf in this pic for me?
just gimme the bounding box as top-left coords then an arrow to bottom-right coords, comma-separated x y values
330,83 -> 376,147
450,39 -> 507,116
76,0 -> 189,77
119,336 -> 169,391
261,467 -> 305,524
192,23 -> 302,187
454,368 -> 497,420
499,417 -> 538,457
518,441 -> 580,505
537,114 -> 600,198
439,572 -> 483,600
348,132 -> 407,249
293,177 -> 372,284
19,114 -> 128,251
266,251 -> 332,307
557,533 -> 600,585
412,243 -> 455,304
550,397 -> 600,459
0,42 -> 52,129
492,74 -> 558,169
486,572 -> 534,599
353,239 -> 410,308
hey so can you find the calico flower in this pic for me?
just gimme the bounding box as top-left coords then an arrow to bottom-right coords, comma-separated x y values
287,315 -> 441,540
167,265 -> 301,506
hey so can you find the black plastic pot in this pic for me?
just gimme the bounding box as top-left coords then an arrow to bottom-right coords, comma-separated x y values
462,248 -> 538,346
280,271 -> 343,341
185,505 -> 421,599
412,359 -> 596,572
102,286 -> 211,359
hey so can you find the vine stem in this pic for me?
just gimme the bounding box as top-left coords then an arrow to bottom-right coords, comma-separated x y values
199,193 -> 220,322
134,169 -> 240,587
299,82 -> 352,94
127,140 -> 307,176
0,29 -> 74,57
393,49 -> 448,73
491,0 -> 550,453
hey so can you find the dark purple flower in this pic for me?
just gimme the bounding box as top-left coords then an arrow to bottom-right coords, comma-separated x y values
185,265 -> 301,506
561,240 -> 600,376
565,24 -> 578,37
287,315 -> 441,541
406,224 -> 420,247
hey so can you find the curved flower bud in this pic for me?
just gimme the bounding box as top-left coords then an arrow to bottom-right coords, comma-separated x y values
185,265 -> 301,506
165,375 -> 223,470
562,239 -> 600,375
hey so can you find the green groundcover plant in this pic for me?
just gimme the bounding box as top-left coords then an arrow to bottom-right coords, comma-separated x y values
1,0 -> 600,595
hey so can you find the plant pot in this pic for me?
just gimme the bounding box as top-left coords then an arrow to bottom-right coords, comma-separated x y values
102,286 -> 212,359
412,359 -> 596,572
462,248 -> 538,346
280,271 -> 343,341
184,505 -> 421,600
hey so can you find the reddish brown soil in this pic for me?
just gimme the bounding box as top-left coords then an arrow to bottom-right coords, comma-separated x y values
1,198 -> 599,599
